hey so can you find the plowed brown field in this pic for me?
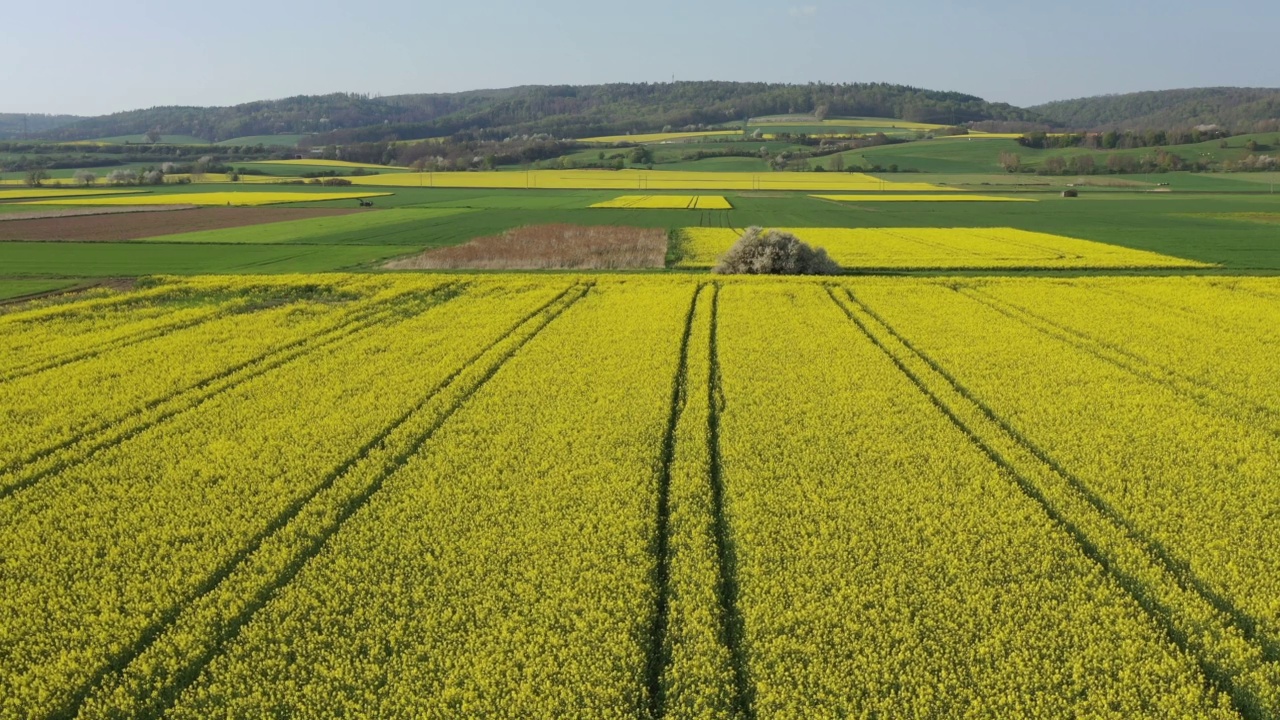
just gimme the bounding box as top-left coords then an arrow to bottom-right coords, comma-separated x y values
0,207 -> 361,242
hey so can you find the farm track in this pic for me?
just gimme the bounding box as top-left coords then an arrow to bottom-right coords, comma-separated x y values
956,287 -> 1280,433
828,286 -> 1280,720
706,284 -> 752,720
66,283 -> 589,720
646,282 -> 700,719
0,284 -> 465,501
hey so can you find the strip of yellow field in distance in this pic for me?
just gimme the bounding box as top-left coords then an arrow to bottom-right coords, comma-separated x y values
22,192 -> 394,207
749,116 -> 947,131
678,227 -> 1215,270
346,170 -> 954,192
590,195 -> 733,209
813,194 -> 1036,203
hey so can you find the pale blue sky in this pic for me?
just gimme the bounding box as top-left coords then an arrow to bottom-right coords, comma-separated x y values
7,0 -> 1278,115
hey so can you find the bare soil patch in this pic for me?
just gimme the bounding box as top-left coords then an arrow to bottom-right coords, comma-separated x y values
385,224 -> 667,270
0,207 -> 363,242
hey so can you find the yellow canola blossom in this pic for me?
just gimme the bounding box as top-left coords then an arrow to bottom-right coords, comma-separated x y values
162,280 -> 693,718
749,116 -> 947,131
591,195 -> 734,210
0,277 -> 576,718
678,227 -> 1214,269
813,194 -> 1036,202
713,281 -> 1234,717
6,274 -> 1280,718
21,191 -> 394,207
847,276 -> 1280,711
345,169 -> 953,192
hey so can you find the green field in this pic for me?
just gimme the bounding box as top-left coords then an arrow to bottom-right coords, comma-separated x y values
216,135 -> 308,147
86,135 -> 212,146
815,134 -> 1280,176
142,208 -> 473,244
3,177 -> 1280,278
0,242 -> 410,276
0,278 -> 78,300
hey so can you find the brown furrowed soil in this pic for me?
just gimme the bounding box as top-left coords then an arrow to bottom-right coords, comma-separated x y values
0,206 -> 197,222
384,224 -> 668,270
0,207 -> 362,241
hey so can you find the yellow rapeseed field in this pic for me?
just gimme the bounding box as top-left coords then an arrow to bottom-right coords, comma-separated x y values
678,227 -> 1215,269
750,116 -> 947,131
4,274 -> 1277,717
20,191 -> 394,207
346,169 -> 953,192
591,195 -> 734,209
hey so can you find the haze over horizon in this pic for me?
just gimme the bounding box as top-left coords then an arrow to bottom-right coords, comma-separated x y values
7,0 -> 1279,116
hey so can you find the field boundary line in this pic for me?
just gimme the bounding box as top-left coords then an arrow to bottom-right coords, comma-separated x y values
647,283 -> 702,719
957,286 -> 1280,434
0,284 -> 464,502
66,284 -> 589,720
828,286 -> 1280,720
707,283 -> 753,719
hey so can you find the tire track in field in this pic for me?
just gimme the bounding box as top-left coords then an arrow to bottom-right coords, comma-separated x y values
828,286 -> 1280,720
0,303 -> 240,384
0,285 -> 178,325
956,286 -> 1280,436
646,283 -> 701,719
706,283 -> 753,720
1,283 -> 462,476
63,284 -> 589,720
0,284 -> 464,502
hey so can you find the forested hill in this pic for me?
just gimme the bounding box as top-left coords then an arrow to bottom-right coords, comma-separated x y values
28,82 -> 1045,144
1032,87 -> 1280,131
0,113 -> 83,139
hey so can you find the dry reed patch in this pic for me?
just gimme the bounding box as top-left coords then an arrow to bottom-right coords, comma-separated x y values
385,224 -> 668,270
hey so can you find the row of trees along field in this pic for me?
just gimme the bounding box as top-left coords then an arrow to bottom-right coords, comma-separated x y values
999,146 -> 1278,175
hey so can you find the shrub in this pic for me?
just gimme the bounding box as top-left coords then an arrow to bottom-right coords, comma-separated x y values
712,227 -> 841,275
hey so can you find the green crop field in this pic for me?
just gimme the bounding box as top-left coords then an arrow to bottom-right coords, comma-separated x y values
0,279 -> 78,299
140,208 -> 473,244
215,134 -> 308,147
86,135 -> 213,146
0,241 -> 410,276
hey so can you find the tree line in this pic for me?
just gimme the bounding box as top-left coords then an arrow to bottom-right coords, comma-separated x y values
32,83 -> 1048,145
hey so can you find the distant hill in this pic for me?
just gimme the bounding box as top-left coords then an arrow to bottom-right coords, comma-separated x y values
1031,87 -> 1280,131
27,82 -> 1046,144
0,113 -> 83,139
